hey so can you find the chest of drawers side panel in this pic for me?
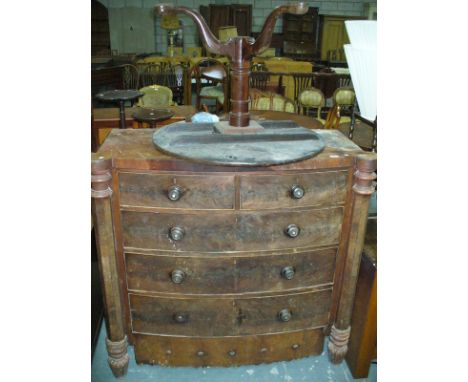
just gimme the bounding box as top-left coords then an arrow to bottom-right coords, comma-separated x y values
111,169 -> 135,345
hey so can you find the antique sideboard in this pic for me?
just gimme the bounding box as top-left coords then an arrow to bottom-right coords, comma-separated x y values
91,128 -> 376,377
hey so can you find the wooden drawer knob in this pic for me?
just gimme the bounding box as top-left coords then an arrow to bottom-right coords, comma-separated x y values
167,185 -> 183,201
285,224 -> 300,238
290,185 -> 305,199
171,269 -> 186,284
169,226 -> 185,241
173,313 -> 189,323
278,308 -> 292,322
281,266 -> 295,280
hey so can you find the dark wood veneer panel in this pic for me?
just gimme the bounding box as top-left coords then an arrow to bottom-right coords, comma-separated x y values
119,172 -> 235,210
125,247 -> 337,294
134,327 -> 324,366
130,289 -> 332,336
121,208 -> 343,252
240,170 -> 348,209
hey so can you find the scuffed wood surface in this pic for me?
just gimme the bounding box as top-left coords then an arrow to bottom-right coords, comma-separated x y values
133,327 -> 324,366
121,207 -> 344,252
129,288 -> 332,336
125,247 -> 337,294
119,172 -> 235,210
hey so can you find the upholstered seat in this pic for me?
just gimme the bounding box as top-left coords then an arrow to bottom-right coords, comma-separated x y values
137,85 -> 175,108
200,85 -> 224,105
298,87 -> 326,124
332,87 -> 356,124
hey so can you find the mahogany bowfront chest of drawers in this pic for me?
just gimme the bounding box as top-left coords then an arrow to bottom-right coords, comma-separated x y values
91,129 -> 376,377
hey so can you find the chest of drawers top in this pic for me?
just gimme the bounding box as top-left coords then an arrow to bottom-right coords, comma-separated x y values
93,128 -> 362,172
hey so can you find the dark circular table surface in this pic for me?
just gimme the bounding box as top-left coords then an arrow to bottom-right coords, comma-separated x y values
132,107 -> 174,123
153,120 -> 325,166
95,89 -> 144,102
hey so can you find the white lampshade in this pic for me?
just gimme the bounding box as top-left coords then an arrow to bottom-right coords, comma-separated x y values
344,21 -> 377,121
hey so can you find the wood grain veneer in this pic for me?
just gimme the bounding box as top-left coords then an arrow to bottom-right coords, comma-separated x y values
91,129 -> 376,375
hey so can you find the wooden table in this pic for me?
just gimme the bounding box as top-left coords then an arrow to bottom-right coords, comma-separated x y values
95,90 -> 143,130
92,105 -> 196,151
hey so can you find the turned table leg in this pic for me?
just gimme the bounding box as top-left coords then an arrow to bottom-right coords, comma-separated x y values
328,153 -> 377,363
92,158 -> 129,377
118,100 -> 126,130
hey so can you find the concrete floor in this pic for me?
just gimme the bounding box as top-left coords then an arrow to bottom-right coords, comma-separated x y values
92,322 -> 377,382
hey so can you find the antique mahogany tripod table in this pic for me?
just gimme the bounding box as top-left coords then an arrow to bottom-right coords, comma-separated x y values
95,90 -> 143,130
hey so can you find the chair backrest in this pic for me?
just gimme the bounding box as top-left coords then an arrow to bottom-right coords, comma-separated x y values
120,64 -> 139,90
333,87 -> 356,108
141,63 -> 168,87
189,58 -> 228,108
250,68 -> 270,91
298,87 -> 325,117
292,73 -> 315,104
137,85 -> 174,108
250,89 -> 295,113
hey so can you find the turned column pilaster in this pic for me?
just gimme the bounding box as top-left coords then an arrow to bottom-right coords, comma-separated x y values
328,153 -> 377,364
92,158 -> 129,377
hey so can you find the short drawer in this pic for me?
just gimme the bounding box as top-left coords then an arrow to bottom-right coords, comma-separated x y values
125,248 -> 337,294
130,289 -> 332,336
240,170 -> 348,209
121,208 -> 343,252
119,172 -> 235,210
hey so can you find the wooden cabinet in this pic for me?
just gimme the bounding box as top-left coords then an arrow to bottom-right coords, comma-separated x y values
200,4 -> 252,39
319,16 -> 365,61
91,0 -> 110,57
91,129 -> 376,377
283,7 -> 320,60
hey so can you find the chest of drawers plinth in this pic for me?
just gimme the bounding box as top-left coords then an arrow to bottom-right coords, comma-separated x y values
91,129 -> 376,377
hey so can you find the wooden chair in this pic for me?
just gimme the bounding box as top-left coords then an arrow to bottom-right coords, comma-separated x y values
332,86 -> 356,124
250,64 -> 270,92
292,73 -> 315,104
120,64 -> 139,90
297,87 -> 325,124
140,63 -> 167,87
136,85 -> 175,109
249,89 -> 296,113
324,104 -> 341,129
189,58 -> 229,113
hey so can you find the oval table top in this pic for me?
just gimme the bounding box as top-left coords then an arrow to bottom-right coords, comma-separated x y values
95,89 -> 144,102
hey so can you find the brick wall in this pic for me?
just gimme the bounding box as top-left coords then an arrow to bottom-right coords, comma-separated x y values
98,0 -> 376,54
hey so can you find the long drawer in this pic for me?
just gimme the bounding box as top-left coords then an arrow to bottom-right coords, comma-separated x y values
129,288 -> 332,336
239,170 -> 349,209
125,247 -> 337,294
121,207 -> 343,252
119,172 -> 236,210
133,328 -> 325,366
